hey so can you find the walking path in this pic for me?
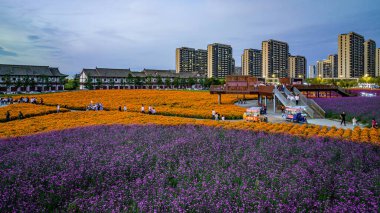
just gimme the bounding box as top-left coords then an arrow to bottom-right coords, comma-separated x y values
235,100 -> 361,129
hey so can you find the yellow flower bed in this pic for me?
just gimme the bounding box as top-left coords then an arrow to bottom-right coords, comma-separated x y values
14,90 -> 256,119
0,111 -> 378,145
0,104 -> 69,122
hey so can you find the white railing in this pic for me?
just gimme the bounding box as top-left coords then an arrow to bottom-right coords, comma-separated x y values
273,87 -> 292,106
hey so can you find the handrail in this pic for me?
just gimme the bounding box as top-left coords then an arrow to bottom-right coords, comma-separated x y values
273,87 -> 292,106
293,87 -> 315,118
283,86 -> 293,97
307,98 -> 325,118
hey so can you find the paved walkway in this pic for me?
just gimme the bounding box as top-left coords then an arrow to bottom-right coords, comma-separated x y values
235,99 -> 361,129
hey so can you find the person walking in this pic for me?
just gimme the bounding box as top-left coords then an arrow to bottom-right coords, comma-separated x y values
118,106 -> 122,111
211,109 -> 216,119
372,118 -> 378,128
295,94 -> 299,105
123,105 -> 127,112
352,117 -> 357,127
18,111 -> 24,120
5,111 -> 10,122
340,112 -> 346,126
57,104 -> 60,113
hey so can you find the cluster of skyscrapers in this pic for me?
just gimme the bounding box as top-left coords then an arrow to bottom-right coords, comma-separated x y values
176,40 -> 306,79
310,32 -> 380,79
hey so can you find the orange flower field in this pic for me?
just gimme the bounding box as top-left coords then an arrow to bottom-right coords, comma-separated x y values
0,103 -> 69,122
14,90 -> 256,119
0,111 -> 378,144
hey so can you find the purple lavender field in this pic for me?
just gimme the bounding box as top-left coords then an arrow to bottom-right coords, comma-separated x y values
314,96 -> 380,124
0,125 -> 379,212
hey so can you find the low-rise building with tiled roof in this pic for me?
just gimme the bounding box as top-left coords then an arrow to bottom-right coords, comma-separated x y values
0,64 -> 67,92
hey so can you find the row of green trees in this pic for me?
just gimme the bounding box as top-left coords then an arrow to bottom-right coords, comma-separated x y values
2,75 -> 66,91
82,74 -> 226,90
305,77 -> 380,88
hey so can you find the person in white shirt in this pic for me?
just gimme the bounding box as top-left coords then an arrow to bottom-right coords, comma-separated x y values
221,115 -> 225,121
124,105 -> 127,112
295,95 -> 300,105
215,113 -> 219,121
57,104 -> 60,113
352,117 -> 357,127
141,104 -> 145,113
148,106 -> 152,114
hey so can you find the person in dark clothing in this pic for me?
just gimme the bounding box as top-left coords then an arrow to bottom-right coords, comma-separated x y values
118,106 -> 122,111
18,111 -> 24,120
340,112 -> 346,126
6,111 -> 10,122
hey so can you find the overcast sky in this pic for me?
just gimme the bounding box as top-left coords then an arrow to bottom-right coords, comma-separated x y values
0,0 -> 379,76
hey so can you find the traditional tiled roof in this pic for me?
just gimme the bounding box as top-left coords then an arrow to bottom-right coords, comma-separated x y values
82,68 -> 131,78
81,67 -> 206,79
142,69 -> 176,77
0,64 -> 67,77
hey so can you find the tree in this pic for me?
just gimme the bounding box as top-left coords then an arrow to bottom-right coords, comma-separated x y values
59,77 -> 66,86
146,75 -> 153,86
85,77 -> 93,90
180,78 -> 187,88
15,78 -> 23,90
157,75 -> 163,86
22,76 -> 30,88
127,73 -> 134,85
173,77 -> 180,88
96,78 -> 103,89
135,76 -> 142,86
109,78 -> 115,88
30,78 -> 36,89
188,77 -> 195,87
4,75 -> 12,91
165,78 -> 171,88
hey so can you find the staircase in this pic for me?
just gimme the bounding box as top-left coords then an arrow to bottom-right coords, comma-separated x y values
293,87 -> 325,118
273,87 -> 294,107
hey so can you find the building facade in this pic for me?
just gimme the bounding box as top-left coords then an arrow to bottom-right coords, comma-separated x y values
79,67 -> 206,90
194,49 -> 208,74
316,60 -> 332,78
328,54 -> 338,78
288,55 -> 306,78
308,65 -> 317,78
364,39 -> 376,77
0,64 -> 67,92
338,32 -> 365,78
241,49 -> 262,77
377,48 -> 380,77
176,47 -> 207,74
207,43 -> 233,78
262,39 -> 289,78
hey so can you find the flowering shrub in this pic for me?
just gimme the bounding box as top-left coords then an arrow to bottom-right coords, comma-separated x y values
14,90 -> 256,119
0,111 -> 378,144
0,125 -> 378,211
314,97 -> 380,125
0,104 -> 68,122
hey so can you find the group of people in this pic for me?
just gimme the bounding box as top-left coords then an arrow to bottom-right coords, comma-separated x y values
141,104 -> 157,114
4,110 -> 24,122
237,99 -> 247,104
118,105 -> 128,112
87,102 -> 104,111
341,112 -> 378,129
286,94 -> 300,105
0,97 -> 14,105
211,109 -> 225,121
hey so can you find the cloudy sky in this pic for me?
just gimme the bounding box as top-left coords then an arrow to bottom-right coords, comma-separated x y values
1,0 -> 379,76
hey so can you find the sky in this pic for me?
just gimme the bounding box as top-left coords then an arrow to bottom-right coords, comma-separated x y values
0,0 -> 380,77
